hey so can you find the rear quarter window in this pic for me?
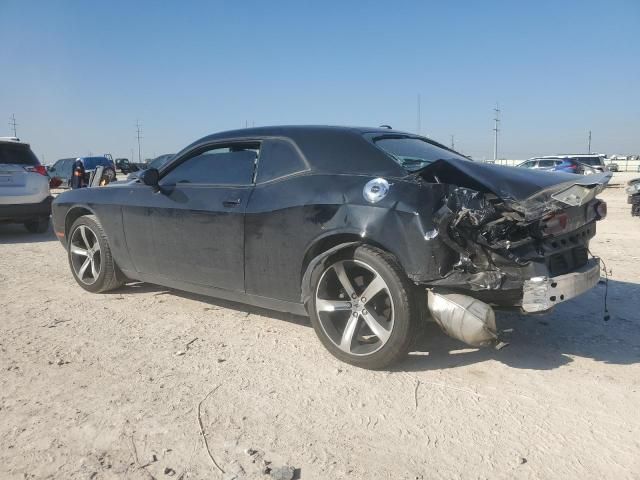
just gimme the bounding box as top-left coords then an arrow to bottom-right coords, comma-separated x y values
256,139 -> 307,183
0,143 -> 39,165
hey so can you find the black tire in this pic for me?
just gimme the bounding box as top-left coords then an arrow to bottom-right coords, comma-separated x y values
67,215 -> 125,293
24,217 -> 50,234
102,167 -> 116,183
309,245 -> 419,370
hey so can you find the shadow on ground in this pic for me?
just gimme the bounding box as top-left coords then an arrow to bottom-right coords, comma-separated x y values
0,223 -> 57,244
112,278 -> 640,372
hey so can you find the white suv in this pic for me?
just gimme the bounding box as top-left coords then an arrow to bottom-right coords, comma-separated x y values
0,137 -> 52,233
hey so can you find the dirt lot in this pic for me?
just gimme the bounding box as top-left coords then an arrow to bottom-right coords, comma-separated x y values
1,174 -> 639,480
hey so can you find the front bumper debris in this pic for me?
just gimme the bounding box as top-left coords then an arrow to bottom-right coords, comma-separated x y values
521,258 -> 600,313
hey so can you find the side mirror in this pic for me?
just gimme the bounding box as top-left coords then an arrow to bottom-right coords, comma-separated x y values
140,168 -> 159,188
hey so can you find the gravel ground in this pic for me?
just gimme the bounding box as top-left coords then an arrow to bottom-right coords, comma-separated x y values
1,173 -> 639,479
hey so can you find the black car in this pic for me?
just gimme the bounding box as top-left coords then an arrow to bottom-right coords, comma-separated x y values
51,126 -> 610,368
48,156 -> 117,188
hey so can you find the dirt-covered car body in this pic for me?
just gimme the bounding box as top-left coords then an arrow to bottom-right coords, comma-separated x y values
51,126 -> 610,316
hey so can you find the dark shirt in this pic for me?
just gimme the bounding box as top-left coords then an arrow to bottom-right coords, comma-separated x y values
70,160 -> 86,189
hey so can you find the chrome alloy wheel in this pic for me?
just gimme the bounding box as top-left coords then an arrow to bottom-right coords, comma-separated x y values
69,225 -> 102,285
315,259 -> 394,356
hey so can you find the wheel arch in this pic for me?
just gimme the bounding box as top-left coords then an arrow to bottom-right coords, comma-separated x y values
299,230 -> 405,309
64,205 -> 96,238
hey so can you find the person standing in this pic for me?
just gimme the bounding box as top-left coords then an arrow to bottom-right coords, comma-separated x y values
70,159 -> 86,189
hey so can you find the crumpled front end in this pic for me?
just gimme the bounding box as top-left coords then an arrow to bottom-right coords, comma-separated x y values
405,159 -> 610,344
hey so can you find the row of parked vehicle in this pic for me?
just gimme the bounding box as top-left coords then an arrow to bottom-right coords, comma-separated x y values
0,135 -> 173,233
517,154 -> 610,175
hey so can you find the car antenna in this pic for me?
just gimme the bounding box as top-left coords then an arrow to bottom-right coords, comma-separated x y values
379,125 -> 392,129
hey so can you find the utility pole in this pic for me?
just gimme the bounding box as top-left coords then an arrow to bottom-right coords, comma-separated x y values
136,120 -> 143,163
417,94 -> 421,135
9,114 -> 18,137
450,135 -> 455,150
493,103 -> 500,161
588,130 -> 592,154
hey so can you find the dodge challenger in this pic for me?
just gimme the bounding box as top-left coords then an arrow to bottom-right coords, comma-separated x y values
52,126 -> 610,368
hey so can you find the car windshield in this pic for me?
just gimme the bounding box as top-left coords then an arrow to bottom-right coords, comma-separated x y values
369,135 -> 468,172
149,154 -> 174,170
0,143 -> 39,165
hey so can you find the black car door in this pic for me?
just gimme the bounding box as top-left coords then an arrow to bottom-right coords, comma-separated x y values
121,143 -> 259,292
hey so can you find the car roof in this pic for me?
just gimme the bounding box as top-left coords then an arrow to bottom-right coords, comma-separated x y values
0,136 -> 30,146
195,125 -> 409,141
177,125 -> 413,176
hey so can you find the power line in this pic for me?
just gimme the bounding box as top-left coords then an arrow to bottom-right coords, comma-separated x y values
136,120 -> 143,163
493,103 -> 500,161
416,93 -> 421,135
9,114 -> 18,137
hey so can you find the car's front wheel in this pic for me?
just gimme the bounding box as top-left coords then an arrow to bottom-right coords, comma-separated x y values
67,215 -> 125,293
309,245 -> 419,369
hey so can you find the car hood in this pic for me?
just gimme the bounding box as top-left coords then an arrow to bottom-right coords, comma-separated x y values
414,157 -> 611,219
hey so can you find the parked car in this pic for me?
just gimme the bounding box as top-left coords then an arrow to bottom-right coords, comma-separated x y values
126,154 -> 174,180
607,163 -> 619,172
518,157 -> 590,174
627,178 -> 640,217
116,158 -> 148,174
52,126 -> 610,368
564,154 -> 608,172
517,158 -> 562,171
0,137 -> 52,233
48,156 -> 116,188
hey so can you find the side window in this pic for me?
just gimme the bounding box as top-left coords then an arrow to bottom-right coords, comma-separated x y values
62,159 -> 73,177
256,139 -> 306,183
538,160 -> 555,167
161,143 -> 259,186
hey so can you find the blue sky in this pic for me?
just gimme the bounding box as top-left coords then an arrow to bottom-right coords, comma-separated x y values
1,0 -> 638,162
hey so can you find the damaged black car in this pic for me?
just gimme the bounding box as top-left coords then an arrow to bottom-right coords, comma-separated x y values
51,126 -> 611,369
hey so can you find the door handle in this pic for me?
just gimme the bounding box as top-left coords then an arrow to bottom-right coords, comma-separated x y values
223,198 -> 242,207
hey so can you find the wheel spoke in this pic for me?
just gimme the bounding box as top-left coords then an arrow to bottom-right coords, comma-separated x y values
70,245 -> 88,257
339,314 -> 360,352
90,258 -> 99,279
316,299 -> 352,312
332,261 -> 356,298
362,309 -> 391,343
79,225 -> 90,249
78,257 -> 91,278
360,274 -> 386,303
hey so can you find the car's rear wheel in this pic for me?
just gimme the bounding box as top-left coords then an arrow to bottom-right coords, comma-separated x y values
309,245 -> 419,369
24,217 -> 50,234
102,167 -> 116,183
68,215 -> 124,293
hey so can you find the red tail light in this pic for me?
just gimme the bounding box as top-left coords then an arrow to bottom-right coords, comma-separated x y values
542,213 -> 569,235
25,165 -> 48,176
595,200 -> 607,220
568,164 -> 577,170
